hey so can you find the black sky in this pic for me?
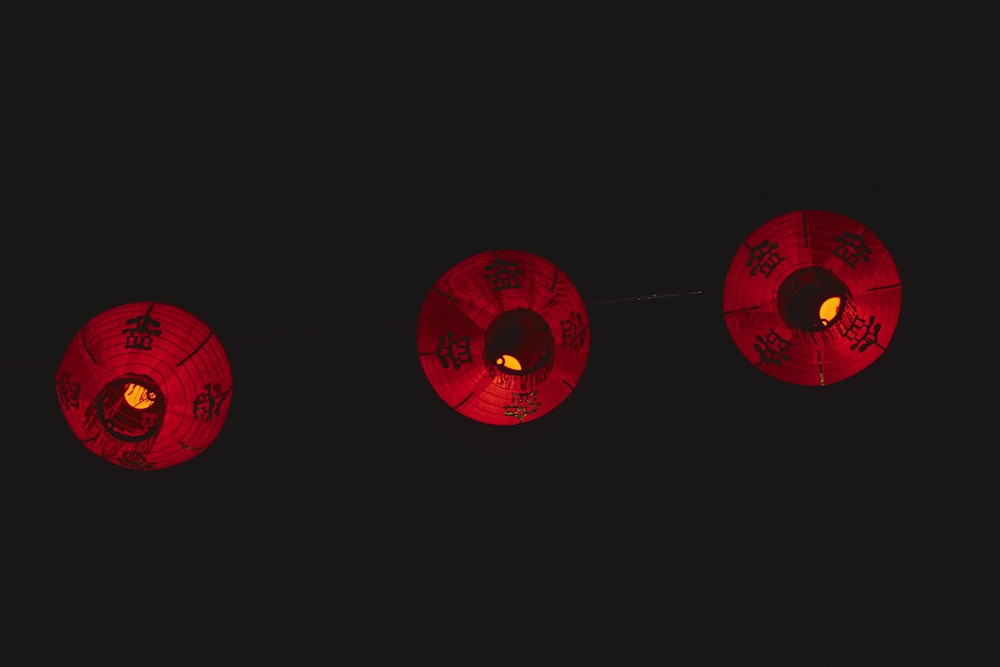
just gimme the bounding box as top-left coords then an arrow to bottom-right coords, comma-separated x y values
5,12 -> 998,665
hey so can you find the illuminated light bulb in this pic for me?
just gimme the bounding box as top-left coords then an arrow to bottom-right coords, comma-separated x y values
818,296 -> 842,327
123,382 -> 155,409
497,354 -> 522,371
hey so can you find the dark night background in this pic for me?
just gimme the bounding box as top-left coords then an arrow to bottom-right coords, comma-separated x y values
3,9 -> 997,666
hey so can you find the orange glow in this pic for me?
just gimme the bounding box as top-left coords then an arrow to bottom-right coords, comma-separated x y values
123,382 -> 155,409
819,296 -> 841,326
496,354 -> 522,371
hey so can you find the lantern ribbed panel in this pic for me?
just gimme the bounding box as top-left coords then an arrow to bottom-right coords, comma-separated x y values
55,301 -> 233,469
417,250 -> 590,426
722,210 -> 902,386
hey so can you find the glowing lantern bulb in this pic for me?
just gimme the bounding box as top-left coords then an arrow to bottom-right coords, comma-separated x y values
123,382 -> 156,409
818,296 -> 841,327
497,354 -> 522,371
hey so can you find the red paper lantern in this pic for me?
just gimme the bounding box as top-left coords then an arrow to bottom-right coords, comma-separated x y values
722,210 -> 902,386
55,301 -> 233,470
417,249 -> 590,426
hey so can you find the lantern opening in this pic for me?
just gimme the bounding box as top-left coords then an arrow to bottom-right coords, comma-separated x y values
484,307 -> 555,377
90,375 -> 165,443
777,267 -> 849,332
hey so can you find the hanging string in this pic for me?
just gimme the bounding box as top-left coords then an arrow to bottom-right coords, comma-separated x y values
0,289 -> 711,368
223,319 -> 421,344
585,289 -> 708,306
2,256 -> 997,369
